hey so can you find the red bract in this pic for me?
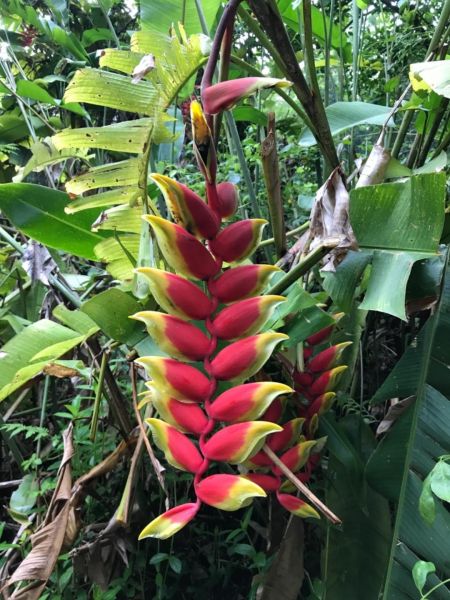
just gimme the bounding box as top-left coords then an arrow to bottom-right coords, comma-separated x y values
202,77 -> 291,114
209,219 -> 267,263
208,264 -> 280,303
216,182 -> 238,218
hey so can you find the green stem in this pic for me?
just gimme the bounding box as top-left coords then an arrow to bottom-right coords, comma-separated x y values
90,352 -> 108,442
267,241 -> 338,295
260,221 -> 310,248
36,376 -> 50,458
421,578 -> 450,599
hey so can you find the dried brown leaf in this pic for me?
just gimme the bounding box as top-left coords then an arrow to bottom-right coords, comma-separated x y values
376,396 -> 415,436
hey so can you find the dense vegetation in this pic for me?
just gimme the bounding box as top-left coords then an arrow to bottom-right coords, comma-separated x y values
0,1 -> 449,598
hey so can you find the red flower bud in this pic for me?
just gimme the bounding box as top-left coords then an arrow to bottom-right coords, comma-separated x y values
266,418 -> 304,453
260,397 -> 284,423
136,357 -> 211,402
212,295 -> 285,340
149,385 -> 208,435
275,441 -> 317,474
146,418 -> 203,472
306,313 -> 344,346
202,77 -> 291,114
276,493 -> 320,519
151,174 -> 220,239
216,182 -> 238,218
144,215 -> 219,280
195,474 -> 266,510
308,366 -> 347,396
136,267 -> 213,321
210,333 -> 288,382
208,264 -> 280,304
243,473 -> 280,493
306,392 -> 336,419
203,421 -> 282,464
131,311 -> 210,361
209,219 -> 267,263
139,503 -> 199,540
307,342 -> 352,373
208,382 -> 292,422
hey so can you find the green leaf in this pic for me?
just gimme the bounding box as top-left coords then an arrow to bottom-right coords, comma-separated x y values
367,254 -> 450,598
429,461 -> 450,502
81,288 -> 144,344
64,69 -> 159,115
322,414 -> 391,599
299,102 -> 392,147
81,27 -> 115,48
16,80 -> 58,106
413,561 -> 436,595
0,183 -> 107,260
94,235 -> 139,281
410,61 -> 450,99
9,474 -> 39,519
13,139 -> 88,182
283,305 -> 334,347
232,106 -> 267,126
346,173 -> 446,319
0,319 -> 92,402
140,0 -> 221,35
64,158 -> 141,195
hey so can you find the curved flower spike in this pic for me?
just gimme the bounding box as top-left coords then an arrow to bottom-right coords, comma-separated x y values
208,382 -> 292,422
212,295 -> 286,340
131,311 -> 210,362
148,385 -> 208,435
146,418 -> 203,472
308,365 -> 348,396
150,174 -> 219,240
210,332 -> 288,382
139,503 -> 199,540
266,417 -> 305,453
136,357 -> 211,402
216,182 -> 238,219
190,99 -> 216,183
276,493 -> 320,519
135,267 -> 213,321
209,219 -> 267,263
243,473 -> 280,493
202,77 -> 292,114
208,264 -> 280,304
195,474 -> 266,510
307,342 -> 352,373
144,215 -> 219,280
276,440 -> 317,474
203,421 -> 282,464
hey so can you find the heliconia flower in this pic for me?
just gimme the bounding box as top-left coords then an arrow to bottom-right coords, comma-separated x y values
307,342 -> 352,373
308,365 -> 347,396
202,77 -> 292,114
243,473 -> 280,493
260,397 -> 284,423
208,381 -> 292,422
210,332 -> 288,382
135,267 -> 213,321
149,385 -> 208,434
266,418 -> 304,453
212,295 -> 286,340
293,371 -> 314,388
276,493 -> 320,519
209,219 -> 267,263
215,182 -> 238,219
276,440 -> 317,474
130,311 -> 210,362
143,215 -> 219,280
208,264 -> 280,304
306,312 -> 344,346
244,448 -> 274,468
306,392 -> 336,419
202,421 -> 282,464
146,418 -> 203,472
139,503 -> 199,540
190,99 -> 216,183
150,174 -> 219,240
195,474 -> 266,510
136,357 -> 211,402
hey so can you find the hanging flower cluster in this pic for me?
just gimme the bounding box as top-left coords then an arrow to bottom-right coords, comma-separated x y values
241,316 -> 350,516
133,76 -> 337,541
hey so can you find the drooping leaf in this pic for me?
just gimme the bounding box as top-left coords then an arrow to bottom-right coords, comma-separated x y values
409,61 -> 450,99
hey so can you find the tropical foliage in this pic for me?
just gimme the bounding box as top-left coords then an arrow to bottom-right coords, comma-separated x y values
0,0 -> 449,598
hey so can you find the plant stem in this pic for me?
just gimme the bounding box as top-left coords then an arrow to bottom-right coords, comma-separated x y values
89,352 -> 107,442
260,222 -> 310,248
263,445 -> 341,524
36,376 -> 51,458
267,241 -> 339,295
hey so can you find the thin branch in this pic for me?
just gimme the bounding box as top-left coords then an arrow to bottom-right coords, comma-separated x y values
263,445 -> 341,525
